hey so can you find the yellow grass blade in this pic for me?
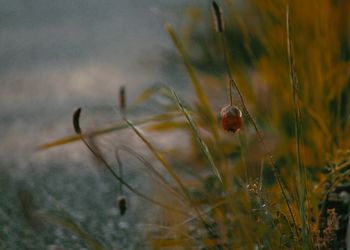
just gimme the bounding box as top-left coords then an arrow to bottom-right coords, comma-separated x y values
124,118 -> 209,226
39,112 -> 182,150
165,24 -> 219,139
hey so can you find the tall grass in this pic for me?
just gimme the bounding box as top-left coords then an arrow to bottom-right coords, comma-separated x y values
38,0 -> 350,249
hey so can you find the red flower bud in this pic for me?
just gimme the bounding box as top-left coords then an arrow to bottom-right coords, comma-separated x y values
220,105 -> 242,133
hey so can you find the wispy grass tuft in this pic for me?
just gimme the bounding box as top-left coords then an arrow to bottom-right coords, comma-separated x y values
286,4 -> 309,244
214,0 -> 298,236
72,108 -> 189,216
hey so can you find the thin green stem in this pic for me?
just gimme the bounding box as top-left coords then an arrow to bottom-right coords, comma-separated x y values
217,13 -> 299,238
220,34 -> 233,106
115,150 -> 124,195
78,134 -> 189,216
123,118 -> 215,233
115,145 -> 186,203
166,24 -> 219,140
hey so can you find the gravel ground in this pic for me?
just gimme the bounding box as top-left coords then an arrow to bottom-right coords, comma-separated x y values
0,158 -> 156,250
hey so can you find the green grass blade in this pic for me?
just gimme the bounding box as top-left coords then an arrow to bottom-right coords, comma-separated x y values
124,119 -> 192,198
124,118 -> 208,226
165,24 -> 219,140
170,88 -> 223,184
134,84 -> 174,106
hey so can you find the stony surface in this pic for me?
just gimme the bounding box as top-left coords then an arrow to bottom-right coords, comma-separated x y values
0,160 -> 155,249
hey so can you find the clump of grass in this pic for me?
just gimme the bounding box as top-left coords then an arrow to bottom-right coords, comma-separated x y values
38,0 -> 350,249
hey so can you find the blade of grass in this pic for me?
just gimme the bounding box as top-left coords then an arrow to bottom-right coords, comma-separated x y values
170,88 -> 223,184
146,121 -> 188,132
162,199 -> 227,239
72,108 -> 190,216
123,118 -> 210,229
78,133 -> 189,216
115,144 -> 186,203
134,84 -> 174,106
165,24 -> 219,140
286,4 -> 309,244
39,112 -> 182,150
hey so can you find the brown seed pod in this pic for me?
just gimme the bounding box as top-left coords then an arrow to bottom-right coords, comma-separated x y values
119,86 -> 126,112
211,1 -> 224,33
73,108 -> 82,134
117,196 -> 127,216
220,105 -> 242,133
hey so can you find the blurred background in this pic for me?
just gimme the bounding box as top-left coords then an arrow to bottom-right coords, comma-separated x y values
0,0 -> 201,249
1,0 -> 349,249
0,0 -> 197,165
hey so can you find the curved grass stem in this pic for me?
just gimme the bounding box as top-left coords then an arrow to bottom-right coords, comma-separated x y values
79,135 -> 188,216
115,145 -> 186,203
216,6 -> 299,238
123,118 -> 213,232
286,4 -> 309,243
72,108 -> 189,216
